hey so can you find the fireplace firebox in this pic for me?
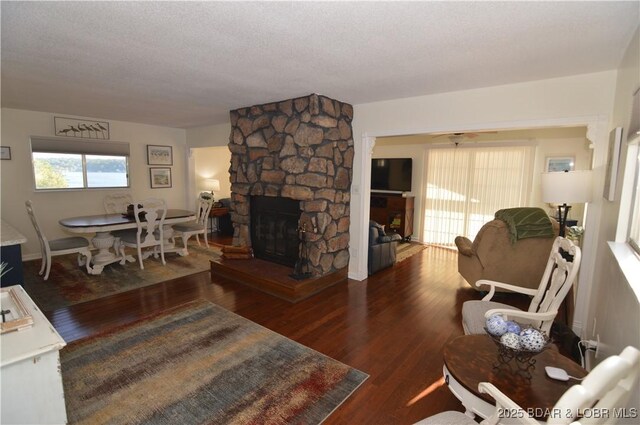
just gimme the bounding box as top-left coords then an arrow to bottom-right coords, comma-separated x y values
250,196 -> 300,267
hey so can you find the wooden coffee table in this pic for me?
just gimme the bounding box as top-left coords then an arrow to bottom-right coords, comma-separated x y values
443,335 -> 587,420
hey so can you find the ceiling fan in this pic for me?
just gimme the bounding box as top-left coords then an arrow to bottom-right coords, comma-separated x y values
433,131 -> 498,146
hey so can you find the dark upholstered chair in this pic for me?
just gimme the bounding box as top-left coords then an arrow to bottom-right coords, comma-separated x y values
368,220 -> 402,275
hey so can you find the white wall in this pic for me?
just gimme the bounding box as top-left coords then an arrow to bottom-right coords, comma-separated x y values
349,71 -> 618,341
588,26 -> 640,377
532,136 -> 593,224
193,147 -> 232,200
184,122 -> 232,206
186,123 -> 231,148
0,108 -> 188,259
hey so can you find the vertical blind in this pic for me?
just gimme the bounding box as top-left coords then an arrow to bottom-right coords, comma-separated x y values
423,144 -> 535,247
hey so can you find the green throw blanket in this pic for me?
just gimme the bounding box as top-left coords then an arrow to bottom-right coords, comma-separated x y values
495,207 -> 555,243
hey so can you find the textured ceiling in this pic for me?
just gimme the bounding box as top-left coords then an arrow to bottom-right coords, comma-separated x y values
1,1 -> 638,129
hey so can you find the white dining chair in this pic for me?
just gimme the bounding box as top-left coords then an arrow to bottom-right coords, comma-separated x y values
103,192 -> 133,214
25,200 -> 93,280
172,194 -> 214,254
104,193 -> 133,263
115,198 -> 167,270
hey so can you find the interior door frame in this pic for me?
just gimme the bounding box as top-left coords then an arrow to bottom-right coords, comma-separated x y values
354,115 -> 607,337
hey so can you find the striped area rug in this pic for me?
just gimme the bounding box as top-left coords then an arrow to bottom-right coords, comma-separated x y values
396,242 -> 427,263
61,301 -> 368,424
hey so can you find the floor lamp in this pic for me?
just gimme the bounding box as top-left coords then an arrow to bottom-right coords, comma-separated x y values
541,170 -> 592,237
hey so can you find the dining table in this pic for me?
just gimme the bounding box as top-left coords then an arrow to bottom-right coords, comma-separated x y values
59,209 -> 196,275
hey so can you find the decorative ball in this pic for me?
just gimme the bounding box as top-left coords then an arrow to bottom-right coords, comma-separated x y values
500,332 -> 521,350
505,321 -> 521,334
519,328 -> 546,352
486,314 -> 508,336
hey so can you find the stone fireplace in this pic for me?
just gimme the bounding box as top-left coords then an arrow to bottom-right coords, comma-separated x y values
227,93 -> 354,278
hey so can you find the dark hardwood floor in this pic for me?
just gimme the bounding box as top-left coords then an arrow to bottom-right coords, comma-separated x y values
45,235 -> 527,424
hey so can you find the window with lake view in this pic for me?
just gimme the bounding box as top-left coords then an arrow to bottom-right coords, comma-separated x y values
33,152 -> 129,190
30,136 -> 130,191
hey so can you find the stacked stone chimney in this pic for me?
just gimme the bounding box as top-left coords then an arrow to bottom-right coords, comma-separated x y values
227,93 -> 354,277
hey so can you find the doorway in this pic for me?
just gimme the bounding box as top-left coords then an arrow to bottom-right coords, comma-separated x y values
371,126 -> 593,248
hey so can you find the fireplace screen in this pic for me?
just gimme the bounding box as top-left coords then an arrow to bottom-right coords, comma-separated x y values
250,196 -> 300,267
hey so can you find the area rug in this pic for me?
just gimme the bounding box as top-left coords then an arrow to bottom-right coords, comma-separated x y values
396,242 -> 428,263
61,300 -> 368,425
22,243 -> 221,311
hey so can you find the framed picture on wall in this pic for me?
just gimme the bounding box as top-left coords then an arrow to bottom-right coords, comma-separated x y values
149,167 -> 172,188
546,156 -> 575,172
147,145 -> 173,165
54,116 -> 110,139
0,146 -> 11,160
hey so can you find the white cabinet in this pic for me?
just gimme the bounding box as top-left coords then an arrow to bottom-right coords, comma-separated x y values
1,285 -> 67,424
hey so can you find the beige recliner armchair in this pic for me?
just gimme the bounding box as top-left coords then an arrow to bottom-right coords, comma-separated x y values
455,216 -> 559,292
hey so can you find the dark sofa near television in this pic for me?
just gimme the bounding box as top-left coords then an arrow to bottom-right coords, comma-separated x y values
368,220 -> 402,275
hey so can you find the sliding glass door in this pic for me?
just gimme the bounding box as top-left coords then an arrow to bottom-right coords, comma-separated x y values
423,144 -> 535,247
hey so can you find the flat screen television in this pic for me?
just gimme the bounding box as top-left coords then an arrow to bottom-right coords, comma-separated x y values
371,158 -> 412,192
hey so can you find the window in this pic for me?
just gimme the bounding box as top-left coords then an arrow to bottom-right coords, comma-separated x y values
423,144 -> 535,247
627,89 -> 640,255
31,137 -> 130,190
33,153 -> 84,189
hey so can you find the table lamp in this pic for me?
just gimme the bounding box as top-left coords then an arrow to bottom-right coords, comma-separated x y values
206,178 -> 221,199
541,170 -> 592,237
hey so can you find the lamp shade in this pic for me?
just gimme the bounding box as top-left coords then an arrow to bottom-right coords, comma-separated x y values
206,178 -> 221,192
541,170 -> 593,204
